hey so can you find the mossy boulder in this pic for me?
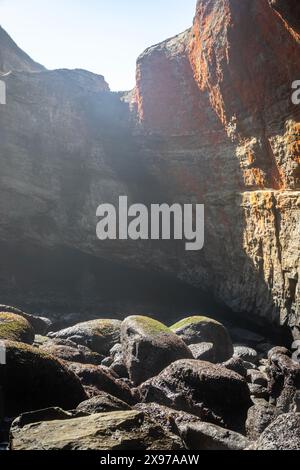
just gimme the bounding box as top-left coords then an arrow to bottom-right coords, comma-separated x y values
0,341 -> 87,417
0,313 -> 35,344
121,316 -> 193,386
48,319 -> 121,355
170,316 -> 233,363
0,305 -> 52,335
39,338 -> 103,364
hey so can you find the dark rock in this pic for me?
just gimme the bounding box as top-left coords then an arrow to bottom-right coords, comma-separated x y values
268,351 -> 300,412
234,346 -> 258,365
11,407 -> 86,431
39,339 -> 103,364
170,316 -> 233,363
0,341 -> 87,417
48,319 -> 121,356
189,343 -> 215,362
247,370 -> 268,388
180,422 -> 250,450
246,403 -> 281,441
255,413 -> 300,450
65,362 -> 134,405
121,316 -> 192,385
248,384 -> 269,400
76,392 -> 131,414
229,328 -> 266,348
222,357 -> 248,378
140,359 -> 251,432
0,313 -> 34,344
10,410 -> 184,450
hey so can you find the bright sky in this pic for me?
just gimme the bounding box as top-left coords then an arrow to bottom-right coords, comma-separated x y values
0,0 -> 196,91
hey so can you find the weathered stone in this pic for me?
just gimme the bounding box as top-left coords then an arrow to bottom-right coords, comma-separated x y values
222,357 -> 248,378
0,305 -> 51,335
121,316 -> 192,385
48,319 -> 121,356
255,413 -> 300,450
189,343 -> 215,362
10,410 -> 184,450
246,404 -> 281,441
140,359 -> 251,432
11,407 -> 85,431
234,346 -> 258,365
76,392 -> 131,414
65,362 -> 134,404
39,338 -> 103,364
248,384 -> 269,401
268,351 -> 300,412
0,313 -> 34,344
0,341 -> 87,417
180,422 -> 250,450
247,370 -> 268,388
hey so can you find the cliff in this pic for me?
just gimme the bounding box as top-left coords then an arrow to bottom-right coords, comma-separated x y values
0,1 -> 299,338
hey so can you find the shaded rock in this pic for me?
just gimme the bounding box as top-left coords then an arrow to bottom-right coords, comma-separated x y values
247,370 -> 268,388
248,384 -> 269,400
0,305 -> 51,335
121,316 -> 192,385
255,413 -> 300,450
11,407 -> 86,431
39,338 -> 103,364
10,410 -> 184,450
180,422 -> 250,450
76,392 -> 131,414
0,341 -> 87,417
229,328 -> 266,348
222,357 -> 248,379
189,343 -> 215,362
101,356 -> 114,367
48,319 -> 121,356
65,362 -> 134,405
134,402 -> 202,435
0,312 -> 34,344
170,316 -> 233,363
268,351 -> 300,412
110,361 -> 129,379
140,359 -> 251,432
246,404 -> 281,441
234,346 -> 258,365
268,346 -> 291,360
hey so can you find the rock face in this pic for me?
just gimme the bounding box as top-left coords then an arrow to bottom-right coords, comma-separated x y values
10,410 -> 184,450
0,341 -> 87,417
121,316 -> 193,385
140,359 -> 251,432
0,1 -> 299,338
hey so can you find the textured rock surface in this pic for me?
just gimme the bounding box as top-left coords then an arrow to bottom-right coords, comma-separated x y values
0,0 -> 298,337
254,413 -> 300,450
140,359 -> 251,432
0,312 -> 34,344
10,410 -> 184,450
246,403 -> 281,441
76,392 -> 131,414
180,422 -> 250,450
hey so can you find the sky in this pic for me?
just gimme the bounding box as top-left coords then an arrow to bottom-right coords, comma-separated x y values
0,0 -> 196,91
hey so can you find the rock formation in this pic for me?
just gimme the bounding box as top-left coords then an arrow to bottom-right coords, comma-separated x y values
0,0 -> 299,339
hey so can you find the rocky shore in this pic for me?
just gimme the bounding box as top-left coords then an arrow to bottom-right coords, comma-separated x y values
0,306 -> 299,450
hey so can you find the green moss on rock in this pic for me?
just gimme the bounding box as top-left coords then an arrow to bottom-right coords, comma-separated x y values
127,316 -> 170,336
170,316 -> 221,332
0,312 -> 35,344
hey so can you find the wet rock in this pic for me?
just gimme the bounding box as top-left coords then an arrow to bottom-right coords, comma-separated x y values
65,362 -> 134,405
134,402 -> 202,435
76,392 -> 131,414
222,357 -> 248,378
10,410 -> 184,450
246,403 -> 281,441
255,413 -> 300,450
39,338 -> 103,364
234,346 -> 258,365
48,319 -> 121,356
0,341 -> 87,417
180,422 -> 250,450
0,305 -> 51,335
247,370 -> 268,388
268,351 -> 300,412
121,316 -> 192,385
189,343 -> 215,362
0,313 -> 34,344
170,316 -> 233,363
140,359 -> 251,432
11,407 -> 86,431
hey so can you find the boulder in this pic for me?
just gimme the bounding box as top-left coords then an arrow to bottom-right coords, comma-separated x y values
11,407 -> 86,431
0,313 -> 34,344
140,359 -> 251,432
48,319 -> 121,355
39,338 -> 103,365
255,413 -> 300,450
246,403 -> 281,441
76,392 -> 131,414
188,343 -> 215,362
268,350 -> 300,412
234,346 -> 258,365
65,362 -> 134,405
248,384 -> 269,400
170,316 -> 233,363
222,357 -> 248,378
10,410 -> 184,450
247,370 -> 268,388
121,316 -> 193,385
180,422 -> 250,450
0,341 -> 87,417
0,305 -> 51,335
